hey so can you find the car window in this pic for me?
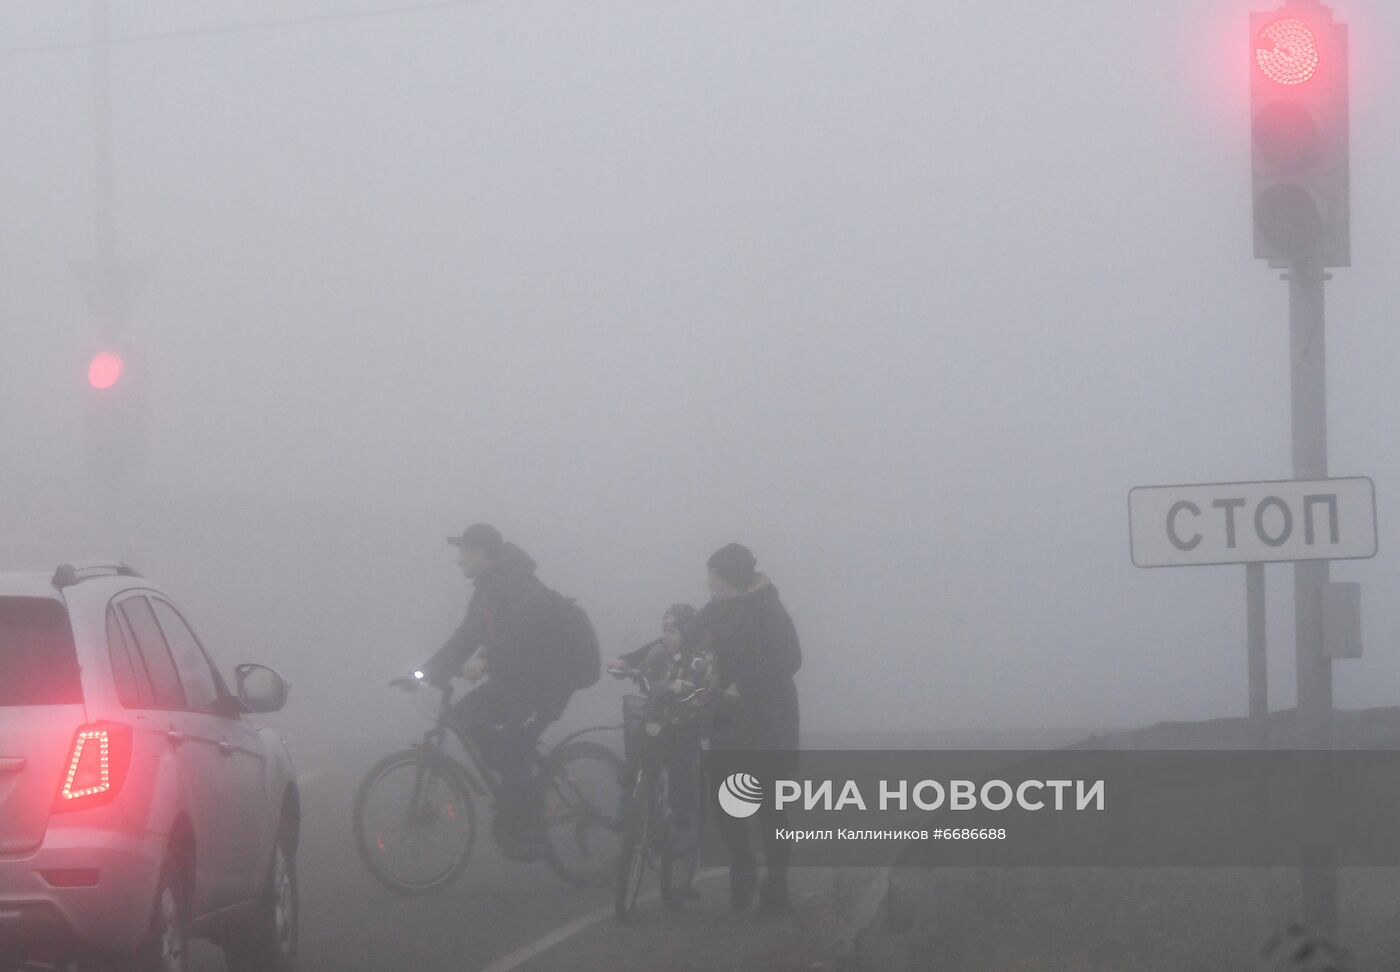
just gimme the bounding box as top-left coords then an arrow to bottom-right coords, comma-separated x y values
120,597 -> 188,711
106,605 -> 152,709
0,597 -> 81,706
151,599 -> 224,715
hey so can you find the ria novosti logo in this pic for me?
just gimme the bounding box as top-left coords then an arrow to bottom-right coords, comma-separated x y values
717,773 -> 764,818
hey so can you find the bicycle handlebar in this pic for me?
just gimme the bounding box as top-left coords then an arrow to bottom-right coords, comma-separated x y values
389,671 -> 456,705
608,664 -> 715,709
607,665 -> 650,694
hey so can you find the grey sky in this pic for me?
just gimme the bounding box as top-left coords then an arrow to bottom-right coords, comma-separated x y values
2,1 -> 1398,733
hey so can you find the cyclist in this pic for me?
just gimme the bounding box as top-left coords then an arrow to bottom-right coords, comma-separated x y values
699,542 -> 801,916
420,523 -> 574,860
611,605 -> 711,865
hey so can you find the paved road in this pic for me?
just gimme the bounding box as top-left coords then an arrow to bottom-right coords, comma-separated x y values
178,722 -> 1074,971
179,733 -> 847,972
189,745 -> 623,972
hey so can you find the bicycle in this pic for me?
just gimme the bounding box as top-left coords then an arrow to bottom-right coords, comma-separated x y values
610,655 -> 712,920
352,672 -> 624,894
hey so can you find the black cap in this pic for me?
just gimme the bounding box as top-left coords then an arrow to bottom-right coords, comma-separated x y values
446,523 -> 504,555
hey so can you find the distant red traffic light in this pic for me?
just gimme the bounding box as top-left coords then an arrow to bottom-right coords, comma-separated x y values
88,352 -> 124,390
1255,17 -> 1321,86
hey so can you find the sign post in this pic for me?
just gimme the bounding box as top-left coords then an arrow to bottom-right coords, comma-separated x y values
1130,475 -> 1375,931
1130,470 -> 1376,937
1128,476 -> 1376,746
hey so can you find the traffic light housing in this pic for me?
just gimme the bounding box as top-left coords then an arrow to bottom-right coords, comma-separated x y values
85,346 -> 147,476
1250,3 -> 1349,267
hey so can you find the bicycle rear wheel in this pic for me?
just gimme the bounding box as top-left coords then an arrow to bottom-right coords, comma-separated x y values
352,749 -> 477,895
542,740 -> 625,888
614,764 -> 656,921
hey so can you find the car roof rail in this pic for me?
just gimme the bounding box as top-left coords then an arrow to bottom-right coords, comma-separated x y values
51,561 -> 143,589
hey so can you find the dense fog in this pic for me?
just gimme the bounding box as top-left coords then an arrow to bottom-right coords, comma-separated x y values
4,0 -> 1400,745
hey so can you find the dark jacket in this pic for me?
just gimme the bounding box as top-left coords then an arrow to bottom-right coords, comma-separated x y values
698,574 -> 801,751
423,544 -> 569,701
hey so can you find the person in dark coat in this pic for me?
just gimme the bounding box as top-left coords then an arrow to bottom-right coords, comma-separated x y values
699,542 -> 801,916
420,523 -> 572,859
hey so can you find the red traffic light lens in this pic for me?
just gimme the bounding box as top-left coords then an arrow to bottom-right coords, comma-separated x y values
88,352 -> 124,390
1256,18 -> 1320,86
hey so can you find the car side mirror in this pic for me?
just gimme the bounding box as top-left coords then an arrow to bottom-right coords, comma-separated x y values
235,663 -> 290,714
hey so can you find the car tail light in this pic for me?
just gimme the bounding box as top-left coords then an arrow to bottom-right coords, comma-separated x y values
53,723 -> 133,813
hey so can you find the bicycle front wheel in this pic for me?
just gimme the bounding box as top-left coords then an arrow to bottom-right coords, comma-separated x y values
660,761 -> 701,909
542,740 -> 625,888
614,764 -> 656,920
659,823 -> 700,909
352,749 -> 477,895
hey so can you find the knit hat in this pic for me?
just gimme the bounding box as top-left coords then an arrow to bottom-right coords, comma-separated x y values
706,543 -> 757,590
663,603 -> 701,641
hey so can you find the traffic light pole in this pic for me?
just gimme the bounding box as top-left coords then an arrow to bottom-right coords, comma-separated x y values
1250,0 -> 1346,935
92,0 -> 115,329
1246,562 -> 1267,746
1287,258 -> 1337,933
82,0 -> 148,482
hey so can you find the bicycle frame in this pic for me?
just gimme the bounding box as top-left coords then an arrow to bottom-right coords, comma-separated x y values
413,682 -> 619,802
615,667 -> 703,817
612,662 -> 709,918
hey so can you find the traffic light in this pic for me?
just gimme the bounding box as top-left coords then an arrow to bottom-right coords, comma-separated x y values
87,351 -> 124,390
84,345 -> 147,475
1250,2 -> 1349,267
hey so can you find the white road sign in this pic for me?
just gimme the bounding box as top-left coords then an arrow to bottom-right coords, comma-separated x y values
1129,477 -> 1377,568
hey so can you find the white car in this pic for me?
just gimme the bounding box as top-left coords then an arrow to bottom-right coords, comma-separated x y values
0,561 -> 299,972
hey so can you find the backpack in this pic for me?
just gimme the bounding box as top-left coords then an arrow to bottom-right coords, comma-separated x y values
546,588 -> 601,690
